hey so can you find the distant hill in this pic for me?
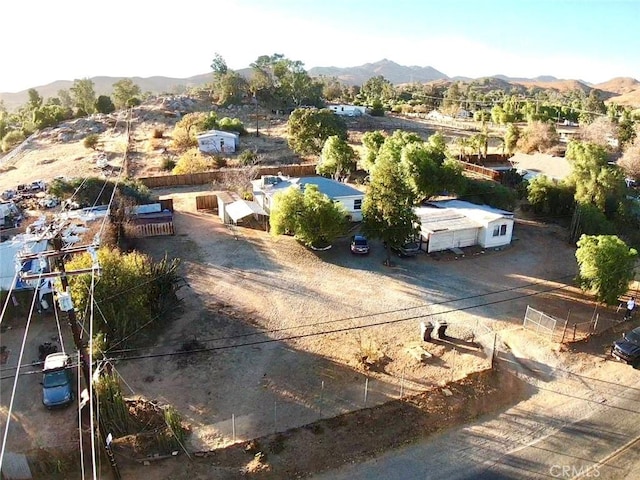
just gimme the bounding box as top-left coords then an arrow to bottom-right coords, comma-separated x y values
308,59 -> 448,85
2,60 -> 639,111
0,74 -> 214,111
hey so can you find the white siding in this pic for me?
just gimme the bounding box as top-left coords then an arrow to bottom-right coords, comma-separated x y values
479,219 -> 514,248
452,228 -> 478,248
335,195 -> 363,222
426,231 -> 454,253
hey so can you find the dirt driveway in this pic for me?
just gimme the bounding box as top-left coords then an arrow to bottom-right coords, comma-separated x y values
111,186 -> 605,454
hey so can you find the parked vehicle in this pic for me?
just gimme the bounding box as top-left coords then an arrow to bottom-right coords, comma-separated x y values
388,241 -> 421,257
611,326 -> 640,366
350,235 -> 370,255
42,353 -> 74,409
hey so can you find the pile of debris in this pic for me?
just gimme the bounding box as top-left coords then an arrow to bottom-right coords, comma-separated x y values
39,116 -> 111,143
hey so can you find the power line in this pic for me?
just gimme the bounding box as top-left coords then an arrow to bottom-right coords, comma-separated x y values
0,271 -> 42,469
107,273 -> 575,355
110,277 -> 577,362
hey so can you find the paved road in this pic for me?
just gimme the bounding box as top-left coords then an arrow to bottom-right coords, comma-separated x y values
313,356 -> 640,480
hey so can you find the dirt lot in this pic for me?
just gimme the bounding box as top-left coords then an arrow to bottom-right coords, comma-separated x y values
0,98 -> 623,479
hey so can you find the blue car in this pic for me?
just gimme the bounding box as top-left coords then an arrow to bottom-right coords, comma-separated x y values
42,353 -> 74,409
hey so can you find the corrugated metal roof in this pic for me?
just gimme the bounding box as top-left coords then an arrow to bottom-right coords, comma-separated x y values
415,206 -> 480,232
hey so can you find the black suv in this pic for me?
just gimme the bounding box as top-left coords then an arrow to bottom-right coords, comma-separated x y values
611,326 -> 640,366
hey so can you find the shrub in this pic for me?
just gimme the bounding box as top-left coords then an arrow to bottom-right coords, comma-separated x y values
83,133 -> 99,150
161,157 -> 176,171
172,148 -> 212,174
238,149 -> 258,166
152,128 -> 164,139
217,117 -> 247,135
1,130 -> 26,152
211,155 -> 227,169
202,112 -> 218,131
126,97 -> 141,107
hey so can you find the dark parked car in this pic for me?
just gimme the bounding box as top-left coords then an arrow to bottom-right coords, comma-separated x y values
350,235 -> 370,255
42,353 -> 74,409
611,326 -> 640,366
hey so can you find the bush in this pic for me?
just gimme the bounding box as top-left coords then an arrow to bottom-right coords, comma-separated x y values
1,130 -> 26,152
152,128 -> 164,139
217,117 -> 247,135
211,155 -> 227,168
126,97 -> 141,107
238,149 -> 258,166
161,157 -> 176,171
83,133 -> 100,150
202,112 -> 218,131
172,148 -> 212,174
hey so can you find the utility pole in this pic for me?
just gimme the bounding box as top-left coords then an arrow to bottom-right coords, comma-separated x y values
21,235 -> 121,480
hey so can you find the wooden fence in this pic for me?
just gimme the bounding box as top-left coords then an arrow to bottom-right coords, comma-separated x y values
126,222 -> 174,238
196,194 -> 218,211
456,160 -> 501,180
138,164 -> 318,189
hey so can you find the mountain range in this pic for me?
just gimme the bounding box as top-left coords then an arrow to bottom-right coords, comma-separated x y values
1,59 -> 639,111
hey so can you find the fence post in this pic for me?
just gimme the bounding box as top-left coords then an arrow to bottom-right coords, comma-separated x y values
593,313 -> 599,332
273,400 -> 277,434
572,324 -> 577,342
561,319 -> 569,344
491,333 -> 497,369
364,377 -> 369,406
232,414 -> 235,443
319,380 -> 324,418
399,369 -> 405,400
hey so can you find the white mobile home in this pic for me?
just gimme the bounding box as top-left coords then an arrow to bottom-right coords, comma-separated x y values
327,105 -> 367,117
415,200 -> 514,253
196,130 -> 239,154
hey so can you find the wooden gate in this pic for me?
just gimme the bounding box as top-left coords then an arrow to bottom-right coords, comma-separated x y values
196,195 -> 218,211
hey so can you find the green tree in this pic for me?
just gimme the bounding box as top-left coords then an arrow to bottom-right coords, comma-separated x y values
27,88 -> 43,111
66,247 -> 182,349
575,234 -> 637,305
504,123 -> 520,155
70,78 -> 97,114
566,141 -> 624,212
95,95 -> 116,114
270,184 -> 348,248
171,112 -> 207,150
359,75 -> 395,108
112,78 -> 141,109
362,150 -> 418,265
526,175 -> 575,217
579,89 -> 606,125
361,130 -> 386,171
400,133 -> 464,200
57,89 -> 74,109
286,108 -> 347,156
317,136 -> 358,180
32,104 -> 67,129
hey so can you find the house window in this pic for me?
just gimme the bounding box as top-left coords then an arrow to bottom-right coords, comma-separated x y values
354,199 -> 362,210
493,224 -> 508,237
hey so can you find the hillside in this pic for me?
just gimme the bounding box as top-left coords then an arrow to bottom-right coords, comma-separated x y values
308,58 -> 448,85
2,59 -> 639,111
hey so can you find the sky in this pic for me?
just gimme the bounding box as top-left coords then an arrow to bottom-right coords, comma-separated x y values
1,0 -> 639,93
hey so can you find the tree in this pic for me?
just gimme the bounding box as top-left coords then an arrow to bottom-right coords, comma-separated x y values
526,175 -> 575,217
317,136 -> 357,180
27,89 -> 43,111
361,130 -> 386,171
359,75 -> 395,108
567,141 -> 624,212
112,78 -> 141,109
579,89 -> 606,125
516,121 -> 559,153
575,234 -> 637,305
171,112 -> 207,150
95,95 -> 115,114
618,125 -> 640,180
270,184 -> 348,248
287,108 -> 347,156
400,133 -> 464,200
66,247 -> 182,349
504,123 -> 520,155
70,78 -> 97,114
57,88 -> 74,109
579,116 -> 617,149
362,149 -> 418,266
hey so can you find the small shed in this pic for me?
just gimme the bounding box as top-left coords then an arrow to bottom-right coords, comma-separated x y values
225,200 -> 268,229
196,130 -> 239,154
127,203 -> 174,238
